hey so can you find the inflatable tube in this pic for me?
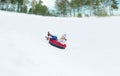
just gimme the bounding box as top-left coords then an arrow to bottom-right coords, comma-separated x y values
49,39 -> 66,49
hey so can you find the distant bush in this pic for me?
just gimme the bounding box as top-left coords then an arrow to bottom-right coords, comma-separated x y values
20,5 -> 27,13
95,9 -> 108,17
85,14 -> 89,17
77,13 -> 82,17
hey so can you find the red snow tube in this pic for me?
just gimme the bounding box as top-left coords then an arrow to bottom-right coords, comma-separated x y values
49,39 -> 66,49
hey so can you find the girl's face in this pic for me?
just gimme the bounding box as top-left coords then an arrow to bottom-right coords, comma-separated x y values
61,36 -> 65,40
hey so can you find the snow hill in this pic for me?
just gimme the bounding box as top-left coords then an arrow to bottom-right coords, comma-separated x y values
0,11 -> 120,76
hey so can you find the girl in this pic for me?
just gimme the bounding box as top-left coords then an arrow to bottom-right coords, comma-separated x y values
45,32 -> 67,44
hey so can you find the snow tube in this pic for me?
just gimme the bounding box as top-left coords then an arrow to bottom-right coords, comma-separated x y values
49,39 -> 66,49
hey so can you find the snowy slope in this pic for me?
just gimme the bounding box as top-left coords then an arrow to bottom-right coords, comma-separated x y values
0,11 -> 120,76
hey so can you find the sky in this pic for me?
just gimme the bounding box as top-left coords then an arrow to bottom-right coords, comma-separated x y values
29,0 -> 56,9
118,0 -> 120,3
42,0 -> 56,9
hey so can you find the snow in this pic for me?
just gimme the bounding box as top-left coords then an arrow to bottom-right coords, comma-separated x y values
0,11 -> 120,76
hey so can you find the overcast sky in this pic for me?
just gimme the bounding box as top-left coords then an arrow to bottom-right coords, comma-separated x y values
41,0 -> 56,9
29,0 -> 55,9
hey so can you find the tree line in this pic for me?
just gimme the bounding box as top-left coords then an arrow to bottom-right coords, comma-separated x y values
0,0 -> 50,16
55,0 -> 119,17
0,0 -> 119,17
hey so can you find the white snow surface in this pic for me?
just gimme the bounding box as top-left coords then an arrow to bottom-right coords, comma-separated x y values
0,11 -> 120,76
